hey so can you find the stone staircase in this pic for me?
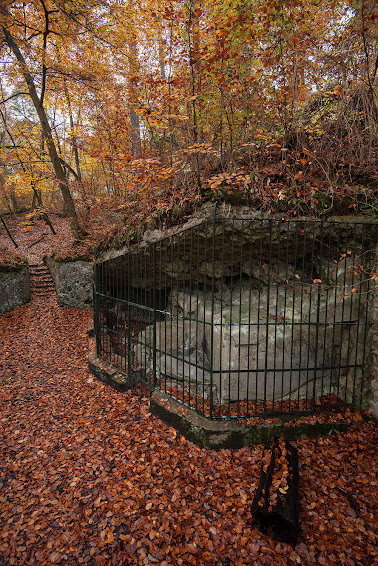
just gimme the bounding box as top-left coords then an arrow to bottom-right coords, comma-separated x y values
29,263 -> 56,297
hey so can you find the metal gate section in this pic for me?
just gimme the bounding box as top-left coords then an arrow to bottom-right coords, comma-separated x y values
94,218 -> 377,419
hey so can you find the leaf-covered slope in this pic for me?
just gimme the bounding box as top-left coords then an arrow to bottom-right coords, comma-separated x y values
0,295 -> 377,565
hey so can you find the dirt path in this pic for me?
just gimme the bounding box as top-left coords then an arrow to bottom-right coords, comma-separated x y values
0,220 -> 377,565
0,214 -> 73,265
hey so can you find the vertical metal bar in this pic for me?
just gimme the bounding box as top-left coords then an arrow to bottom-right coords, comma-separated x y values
203,221 -> 209,414
272,221 -> 282,412
183,230 -> 187,408
219,219 -> 226,412
152,242 -> 157,390
176,232 -> 181,404
317,223 -> 330,408
237,220 -> 244,417
311,221 -> 321,411
228,219 -> 235,417
94,263 -> 99,357
256,220 -> 264,414
263,220 -> 273,414
288,220 -> 299,412
158,241 -> 163,392
246,220 -> 254,416
101,261 -> 105,361
331,223 -> 342,408
209,204 -> 217,419
301,222 -> 312,411
281,221 -> 290,413
195,226 -> 200,413
356,223 -> 370,408
335,223 -> 347,406
127,253 -> 132,382
164,236 -> 169,395
122,257 -> 128,372
108,258 -> 112,365
189,227 -> 194,409
344,222 -> 357,404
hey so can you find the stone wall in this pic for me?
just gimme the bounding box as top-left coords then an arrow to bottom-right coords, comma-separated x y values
45,257 -> 93,308
0,265 -> 30,314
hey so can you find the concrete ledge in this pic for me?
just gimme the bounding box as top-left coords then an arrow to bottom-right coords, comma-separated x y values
149,390 -> 352,449
88,328 -> 362,449
88,335 -> 130,392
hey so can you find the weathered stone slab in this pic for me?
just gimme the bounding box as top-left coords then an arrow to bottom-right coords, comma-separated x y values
136,283 -> 365,404
45,257 -> 93,308
0,265 -> 30,314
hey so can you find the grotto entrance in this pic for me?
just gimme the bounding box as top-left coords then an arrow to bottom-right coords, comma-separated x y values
94,216 -> 377,420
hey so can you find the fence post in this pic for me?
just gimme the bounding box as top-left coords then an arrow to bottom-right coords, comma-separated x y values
93,263 -> 100,357
127,254 -> 132,381
152,242 -> 157,389
209,203 -> 218,418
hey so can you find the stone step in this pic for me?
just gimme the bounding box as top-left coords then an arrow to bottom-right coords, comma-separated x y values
30,275 -> 54,282
29,263 -> 56,296
30,282 -> 55,289
30,267 -> 50,275
31,281 -> 54,287
31,281 -> 54,286
31,280 -> 55,287
33,292 -> 55,297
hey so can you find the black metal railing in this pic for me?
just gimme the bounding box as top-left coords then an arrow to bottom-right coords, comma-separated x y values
94,218 -> 377,419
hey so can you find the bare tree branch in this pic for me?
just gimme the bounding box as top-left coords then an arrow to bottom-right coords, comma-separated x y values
0,92 -> 29,105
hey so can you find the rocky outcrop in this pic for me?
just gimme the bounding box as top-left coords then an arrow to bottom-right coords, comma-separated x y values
45,257 -> 93,308
0,265 -> 30,314
97,210 -> 377,415
97,210 -> 376,292
136,280 -> 364,405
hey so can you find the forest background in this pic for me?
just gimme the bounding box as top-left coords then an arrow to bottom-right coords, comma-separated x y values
0,0 -> 377,254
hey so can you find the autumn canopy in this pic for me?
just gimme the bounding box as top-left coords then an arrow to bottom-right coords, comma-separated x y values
0,0 -> 377,243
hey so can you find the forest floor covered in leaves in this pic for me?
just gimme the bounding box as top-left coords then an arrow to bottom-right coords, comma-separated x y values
0,217 -> 377,565
0,214 -> 74,264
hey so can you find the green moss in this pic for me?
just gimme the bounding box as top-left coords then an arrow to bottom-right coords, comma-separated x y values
50,252 -> 93,263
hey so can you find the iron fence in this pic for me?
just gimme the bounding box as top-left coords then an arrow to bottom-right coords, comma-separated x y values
94,217 -> 377,419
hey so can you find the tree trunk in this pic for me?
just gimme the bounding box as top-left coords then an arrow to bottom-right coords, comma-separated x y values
126,4 -> 142,159
2,27 -> 83,240
0,105 -> 55,235
0,216 -> 18,248
31,188 -> 56,235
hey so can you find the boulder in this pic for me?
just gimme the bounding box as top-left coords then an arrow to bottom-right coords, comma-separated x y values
136,282 -> 364,405
45,257 -> 93,308
0,265 -> 30,314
